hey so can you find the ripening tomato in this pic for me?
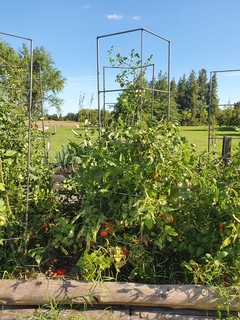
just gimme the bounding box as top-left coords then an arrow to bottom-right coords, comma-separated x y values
187,180 -> 193,188
56,268 -> 67,276
169,215 -> 174,223
100,230 -> 108,237
219,222 -> 224,228
121,248 -> 129,256
153,171 -> 159,180
104,221 -> 113,233
161,213 -> 166,222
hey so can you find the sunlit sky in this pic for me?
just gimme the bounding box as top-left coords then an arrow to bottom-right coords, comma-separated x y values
1,0 -> 240,115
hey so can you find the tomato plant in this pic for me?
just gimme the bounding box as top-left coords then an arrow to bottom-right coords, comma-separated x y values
1,82 -> 240,293
60,120 -> 240,287
0,94 -> 62,275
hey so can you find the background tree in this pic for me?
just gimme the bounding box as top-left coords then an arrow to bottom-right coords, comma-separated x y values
169,78 -> 180,122
232,101 -> 240,126
0,39 -> 23,107
151,71 -> 168,120
197,69 -> 208,124
20,45 -> 66,117
176,74 -> 188,125
207,72 -> 219,125
186,70 -> 198,125
0,39 -> 66,118
64,112 -> 79,121
150,72 -> 179,122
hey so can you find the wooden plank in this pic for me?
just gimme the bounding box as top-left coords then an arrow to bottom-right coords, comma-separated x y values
0,306 -> 234,320
0,280 -> 239,311
0,308 -> 130,320
0,308 -> 223,320
130,307 -> 224,319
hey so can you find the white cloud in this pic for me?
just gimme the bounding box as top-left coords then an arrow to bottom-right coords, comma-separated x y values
82,5 -> 90,9
107,14 -> 123,20
132,16 -> 141,20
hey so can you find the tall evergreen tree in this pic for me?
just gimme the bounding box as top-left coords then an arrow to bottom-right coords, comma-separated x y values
176,74 -> 188,111
197,69 -> 208,123
232,102 -> 240,126
169,78 -> 180,121
207,72 -> 219,124
186,70 -> 199,125
151,71 -> 169,120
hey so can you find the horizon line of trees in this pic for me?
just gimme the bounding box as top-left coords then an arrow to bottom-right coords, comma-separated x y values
1,39 -> 239,127
46,67 -> 240,127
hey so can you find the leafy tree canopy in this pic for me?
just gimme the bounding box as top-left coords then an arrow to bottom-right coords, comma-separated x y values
0,39 -> 66,118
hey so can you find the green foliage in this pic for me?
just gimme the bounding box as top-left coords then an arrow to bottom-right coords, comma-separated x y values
0,93 -> 59,274
106,48 -> 230,126
108,47 -> 155,124
58,120 -> 240,287
1,94 -> 240,312
0,39 -> 66,117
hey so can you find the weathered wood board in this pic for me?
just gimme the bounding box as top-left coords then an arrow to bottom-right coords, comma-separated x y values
0,280 -> 239,319
0,280 -> 239,311
0,306 -> 227,320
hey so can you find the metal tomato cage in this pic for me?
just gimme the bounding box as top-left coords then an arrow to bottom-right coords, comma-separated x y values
96,28 -> 171,139
0,31 -> 33,255
208,68 -> 240,157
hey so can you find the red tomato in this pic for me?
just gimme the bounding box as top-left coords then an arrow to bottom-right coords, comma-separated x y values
104,221 -> 113,233
100,230 -> 108,237
219,222 -> 224,228
56,268 -> 67,276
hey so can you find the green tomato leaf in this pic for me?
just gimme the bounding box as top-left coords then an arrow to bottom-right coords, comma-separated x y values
4,150 -> 17,157
196,247 -> 204,257
145,218 -> 153,230
217,251 -> 228,259
221,237 -> 231,249
0,199 -> 6,212
156,216 -> 161,228
35,254 -> 42,265
165,225 -> 178,236
188,244 -> 194,255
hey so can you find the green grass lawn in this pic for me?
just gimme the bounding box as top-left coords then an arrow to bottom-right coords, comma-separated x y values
45,124 -> 240,164
45,125 -> 98,163
179,125 -> 240,155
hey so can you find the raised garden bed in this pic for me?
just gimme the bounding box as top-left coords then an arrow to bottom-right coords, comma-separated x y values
0,280 -> 239,319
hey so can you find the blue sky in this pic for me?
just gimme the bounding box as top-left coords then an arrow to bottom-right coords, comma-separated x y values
1,0 -> 240,115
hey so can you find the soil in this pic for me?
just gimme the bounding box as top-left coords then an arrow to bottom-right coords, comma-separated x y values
35,120 -> 78,129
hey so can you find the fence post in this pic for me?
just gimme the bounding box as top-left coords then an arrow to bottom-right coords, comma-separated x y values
222,136 -> 232,159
